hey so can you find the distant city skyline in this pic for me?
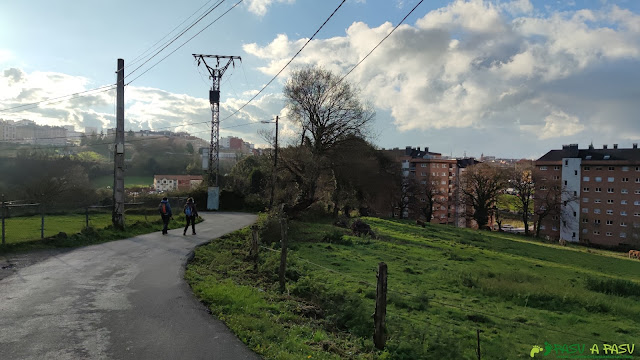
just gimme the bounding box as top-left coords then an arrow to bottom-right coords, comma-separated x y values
1,0 -> 639,159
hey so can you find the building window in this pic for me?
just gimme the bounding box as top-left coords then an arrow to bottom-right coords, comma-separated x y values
635,201 -> 640,206
606,210 -> 613,215
607,199 -> 614,204
636,178 -> 640,183
595,188 -> 602,192
421,172 -> 426,176
604,156 -> 610,160
622,189 -> 628,194
540,185 -> 548,190
595,177 -> 602,182
441,172 -> 446,176
582,218 -> 589,223
636,190 -> 640,194
637,166 -> 640,171
621,211 -> 628,216
622,166 -> 629,171
594,219 -> 601,224
606,220 -> 613,225
608,177 -> 615,182
593,230 -> 600,235
575,170 -> 578,176
621,200 -> 628,205
540,166 -> 547,170
552,226 -> 558,231
594,209 -> 601,214
584,166 -> 590,171
583,198 -> 589,203
420,163 -> 427,168
595,167 -> 602,170
420,180 -> 427,185
622,177 -> 629,182
607,188 -> 615,193
621,221 -> 627,227
432,164 -> 436,168
594,199 -> 601,203
555,165 -> 561,170
582,208 -> 588,213
606,232 -> 612,237
620,232 -> 627,238
609,166 -> 615,171
582,228 -> 588,234
583,187 -> 589,192
583,176 -> 590,182
564,180 -> 568,186
564,161 -> 568,166
573,211 -> 577,217
553,175 -> 560,180
635,213 -> 640,217
540,225 -> 546,230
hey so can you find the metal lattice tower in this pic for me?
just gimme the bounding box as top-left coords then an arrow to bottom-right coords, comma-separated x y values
192,54 -> 241,187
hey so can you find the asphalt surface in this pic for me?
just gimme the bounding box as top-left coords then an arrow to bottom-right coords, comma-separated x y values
0,212 -> 261,360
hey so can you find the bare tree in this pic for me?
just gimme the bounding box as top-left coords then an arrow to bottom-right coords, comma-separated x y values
410,178 -> 443,222
460,163 -> 507,229
507,162 -> 535,235
282,66 -> 375,213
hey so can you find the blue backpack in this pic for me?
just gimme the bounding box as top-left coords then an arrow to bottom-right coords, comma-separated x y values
185,204 -> 192,216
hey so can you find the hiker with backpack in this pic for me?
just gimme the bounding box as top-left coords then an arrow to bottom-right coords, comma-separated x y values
159,197 -> 172,235
183,197 -> 198,235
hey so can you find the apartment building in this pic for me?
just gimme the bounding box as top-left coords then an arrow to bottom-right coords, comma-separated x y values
0,119 -> 17,141
388,146 -> 478,227
534,143 -> 640,247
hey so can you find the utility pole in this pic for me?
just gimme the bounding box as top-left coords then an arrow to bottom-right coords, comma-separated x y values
112,58 -> 125,229
262,116 -> 278,209
193,54 -> 241,210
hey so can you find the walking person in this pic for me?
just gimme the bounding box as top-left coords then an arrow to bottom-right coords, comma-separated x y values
159,197 -> 172,235
183,197 -> 198,235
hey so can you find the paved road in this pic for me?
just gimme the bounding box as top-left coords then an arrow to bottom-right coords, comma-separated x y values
0,212 -> 260,360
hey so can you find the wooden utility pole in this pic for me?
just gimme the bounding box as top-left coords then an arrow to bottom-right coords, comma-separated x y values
476,329 -> 481,360
192,54 -> 241,210
263,116 -> 278,209
112,58 -> 125,229
374,262 -> 388,349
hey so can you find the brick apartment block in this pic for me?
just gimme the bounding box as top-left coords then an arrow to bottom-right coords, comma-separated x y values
534,143 -> 640,247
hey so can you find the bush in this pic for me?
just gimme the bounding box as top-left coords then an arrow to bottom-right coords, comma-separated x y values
351,219 -> 375,237
585,277 -> 640,298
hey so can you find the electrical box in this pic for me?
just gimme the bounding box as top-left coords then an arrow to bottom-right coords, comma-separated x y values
116,143 -> 124,154
209,90 -> 220,104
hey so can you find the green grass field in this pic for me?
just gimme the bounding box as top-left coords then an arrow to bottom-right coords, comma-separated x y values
1,212 -> 154,244
91,175 -> 152,188
186,216 -> 640,360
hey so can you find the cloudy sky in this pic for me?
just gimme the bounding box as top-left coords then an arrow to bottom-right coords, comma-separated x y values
1,0 -> 639,159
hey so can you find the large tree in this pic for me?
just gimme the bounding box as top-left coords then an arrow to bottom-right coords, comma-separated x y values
282,66 -> 375,213
460,162 -> 507,229
507,162 -> 535,235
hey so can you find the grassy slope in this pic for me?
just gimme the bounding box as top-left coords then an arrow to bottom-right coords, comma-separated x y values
186,217 -> 640,360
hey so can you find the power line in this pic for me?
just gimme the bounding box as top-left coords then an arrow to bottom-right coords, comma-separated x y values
0,85 -> 116,114
220,0 -> 348,123
124,0 -> 227,79
127,0 -> 221,68
124,0 -> 243,86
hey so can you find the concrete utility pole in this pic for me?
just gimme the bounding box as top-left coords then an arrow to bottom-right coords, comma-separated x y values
112,58 -> 125,229
192,54 -> 241,210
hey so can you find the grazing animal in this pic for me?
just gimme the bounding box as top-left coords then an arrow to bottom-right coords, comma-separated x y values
629,250 -> 640,259
416,220 -> 426,228
559,239 -> 567,246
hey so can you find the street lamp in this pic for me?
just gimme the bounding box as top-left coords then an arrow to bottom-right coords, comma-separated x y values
261,116 -> 279,209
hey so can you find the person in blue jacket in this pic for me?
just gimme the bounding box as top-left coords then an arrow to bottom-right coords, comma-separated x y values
183,197 -> 198,235
159,197 -> 172,235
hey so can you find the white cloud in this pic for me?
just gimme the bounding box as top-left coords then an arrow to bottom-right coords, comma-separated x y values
242,0 -> 640,141
245,0 -> 295,16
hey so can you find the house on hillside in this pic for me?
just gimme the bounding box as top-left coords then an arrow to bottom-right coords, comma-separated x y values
153,175 -> 203,192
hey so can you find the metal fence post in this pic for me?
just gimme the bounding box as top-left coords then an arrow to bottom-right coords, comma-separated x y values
1,194 -> 5,245
85,207 -> 89,229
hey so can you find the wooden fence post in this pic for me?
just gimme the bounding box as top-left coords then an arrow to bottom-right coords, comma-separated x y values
279,213 -> 288,294
374,262 -> 388,350
251,225 -> 259,270
40,203 -> 45,239
85,207 -> 90,229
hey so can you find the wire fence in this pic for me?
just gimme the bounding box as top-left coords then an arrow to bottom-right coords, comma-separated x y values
0,197 -> 193,246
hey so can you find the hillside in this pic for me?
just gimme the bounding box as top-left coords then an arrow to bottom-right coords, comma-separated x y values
187,216 -> 640,360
